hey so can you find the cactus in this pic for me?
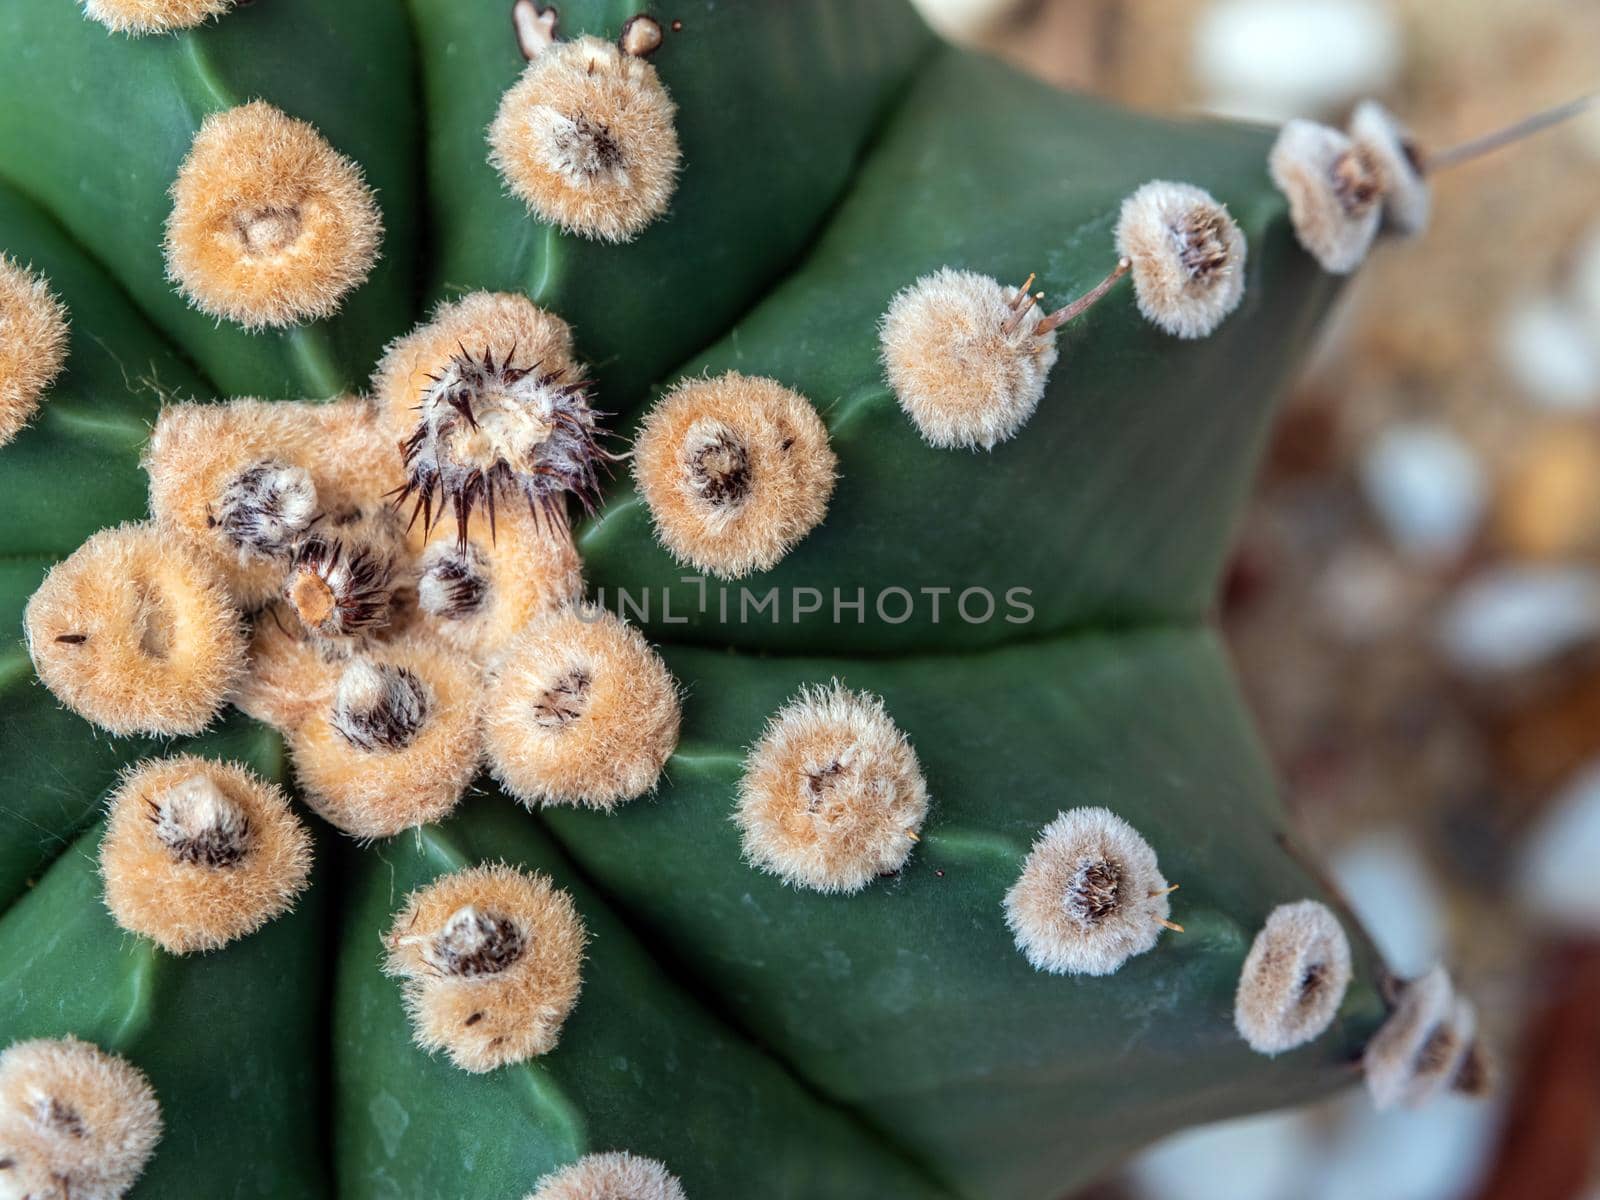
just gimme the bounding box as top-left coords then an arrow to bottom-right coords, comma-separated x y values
0,2 -> 1490,1198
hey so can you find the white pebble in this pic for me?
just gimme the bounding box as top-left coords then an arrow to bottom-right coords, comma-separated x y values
1192,0 -> 1402,122
1436,565 -> 1600,674
1128,1109 -> 1318,1200
1499,295 -> 1600,411
1330,833 -> 1446,979
1517,758 -> 1600,933
1358,423 -> 1485,564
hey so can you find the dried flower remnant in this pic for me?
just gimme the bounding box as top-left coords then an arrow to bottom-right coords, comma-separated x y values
1347,101 -> 1430,237
374,292 -> 605,548
0,256 -> 69,447
489,34 -> 680,243
385,864 -> 586,1073
99,755 -> 313,954
1233,900 -> 1352,1054
1362,965 -> 1459,1110
24,522 -> 244,736
618,14 -> 665,58
164,101 -> 382,329
0,1037 -> 162,1200
1115,181 -> 1247,339
526,1152 -> 687,1200
632,372 -> 837,579
735,682 -> 928,894
288,642 -> 481,839
413,502 -> 583,661
1004,807 -> 1178,976
1268,119 -> 1382,275
81,0 -> 233,35
284,533 -> 395,641
485,607 -> 680,810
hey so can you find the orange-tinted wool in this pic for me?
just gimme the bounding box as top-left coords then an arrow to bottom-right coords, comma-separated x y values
81,0 -> 234,35
287,639 -> 483,839
632,372 -> 836,579
24,522 -> 245,736
489,36 -> 680,243
385,864 -> 587,1073
0,255 -> 70,446
164,101 -> 382,328
0,1036 -> 163,1200
144,396 -> 403,608
484,607 -> 680,810
100,755 -> 313,953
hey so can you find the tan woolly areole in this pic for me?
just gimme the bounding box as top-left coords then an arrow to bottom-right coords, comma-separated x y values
229,604 -> 344,733
0,1037 -> 162,1200
1268,118 -> 1382,275
411,499 -> 584,663
735,682 -> 928,894
1362,965 -> 1458,1110
0,256 -> 70,447
526,1151 -> 687,1200
489,36 -> 680,243
880,268 -> 1060,451
288,639 -> 482,840
164,101 -> 382,329
145,397 -> 404,608
24,522 -> 245,736
373,292 -> 578,444
385,863 -> 587,1073
1114,181 -> 1247,340
99,755 -> 313,954
81,0 -> 233,35
1349,99 -> 1431,237
1232,899 -> 1352,1054
485,606 -> 680,810
632,372 -> 836,579
1004,807 -> 1174,976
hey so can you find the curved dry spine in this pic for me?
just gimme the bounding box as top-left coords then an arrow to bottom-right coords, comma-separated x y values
286,639 -> 482,839
0,1036 -> 162,1200
144,397 -> 402,608
735,682 -> 928,894
1362,965 -> 1459,1110
81,0 -> 233,35
1115,181 -> 1247,339
1348,101 -> 1431,237
373,292 -> 606,548
384,863 -> 587,1073
1232,899 -> 1352,1054
526,1152 -> 687,1200
99,755 -> 313,954
484,606 -> 680,810
0,256 -> 70,447
411,501 -> 583,662
23,522 -> 245,736
1268,118 -> 1383,275
879,267 -> 1069,451
632,371 -> 837,579
1003,807 -> 1177,976
489,35 -> 680,243
163,101 -> 382,329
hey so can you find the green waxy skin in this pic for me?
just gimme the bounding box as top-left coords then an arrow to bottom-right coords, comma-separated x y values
410,0 -> 934,402
0,0 -> 417,399
0,730 -> 331,1199
578,50 -> 1342,653
541,628 -> 1386,1200
337,799 -> 955,1199
0,1 -> 1394,1196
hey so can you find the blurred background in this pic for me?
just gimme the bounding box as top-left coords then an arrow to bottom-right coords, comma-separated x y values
914,0 -> 1600,1196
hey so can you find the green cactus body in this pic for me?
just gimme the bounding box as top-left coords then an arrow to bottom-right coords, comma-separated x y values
0,2 -> 1396,1198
